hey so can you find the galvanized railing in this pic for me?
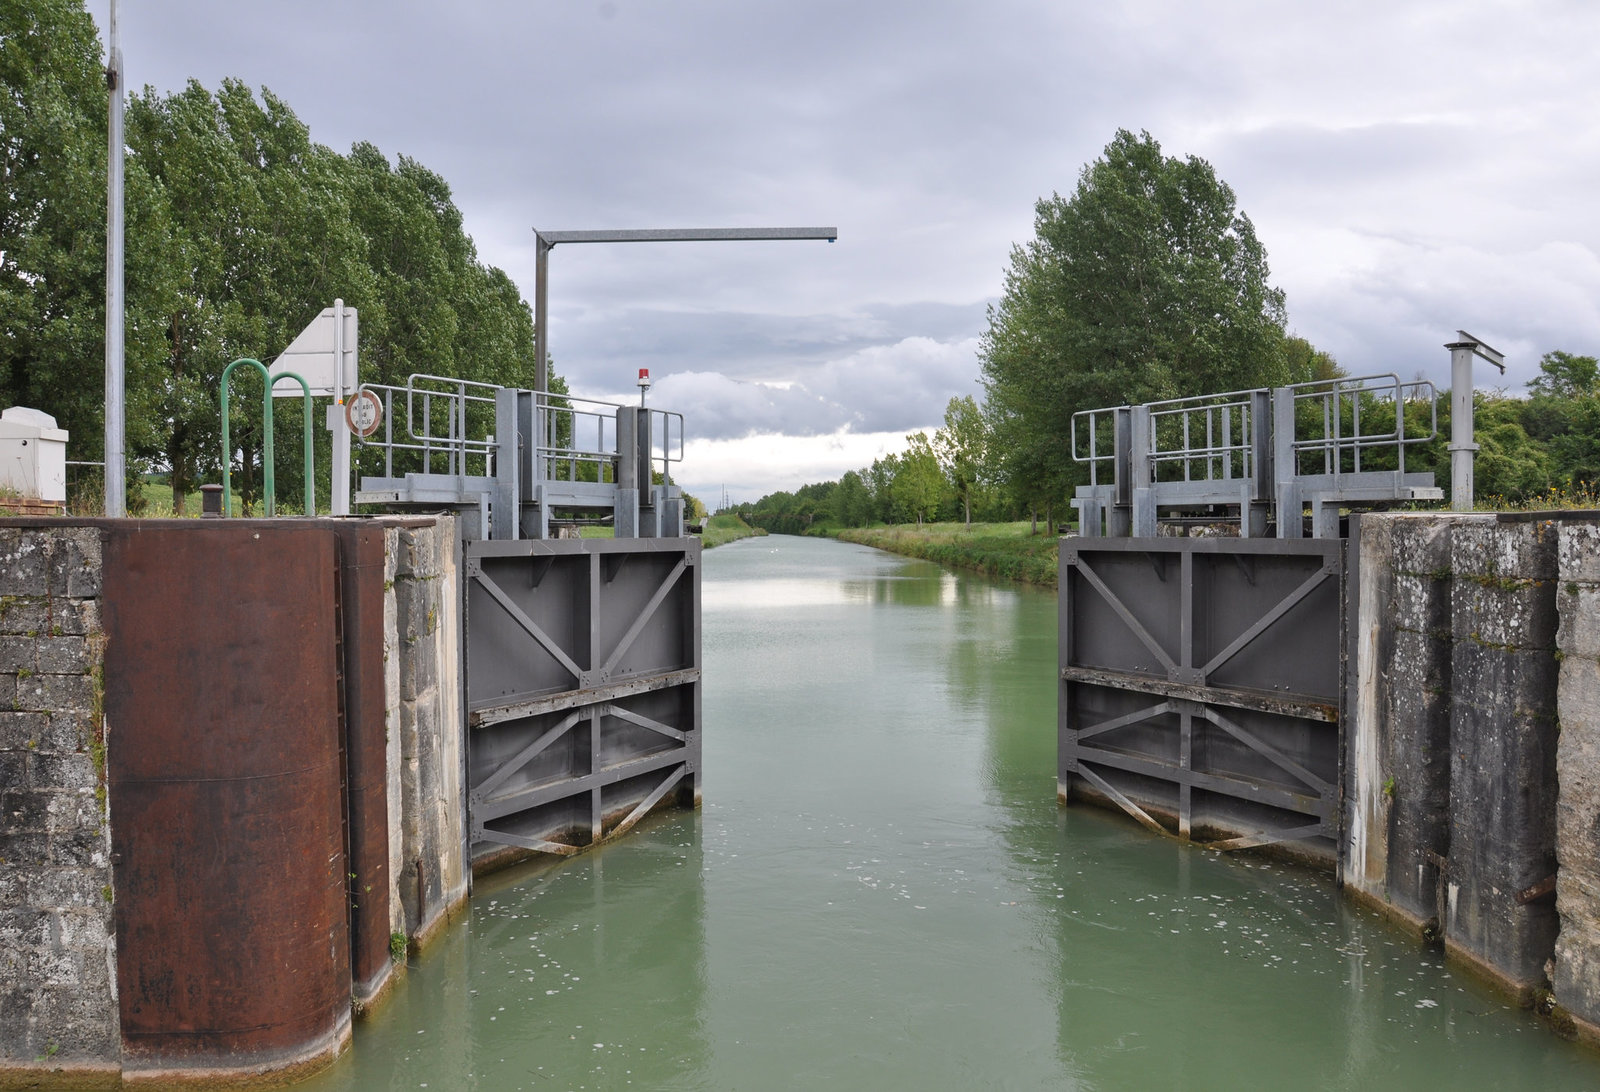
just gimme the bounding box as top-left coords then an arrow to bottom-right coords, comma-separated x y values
1282,373 -> 1437,479
1070,373 -> 1442,539
1146,388 -> 1263,484
356,375 -> 685,485
1070,406 -> 1120,488
538,393 -> 685,485
361,374 -> 500,479
1073,388 -> 1265,486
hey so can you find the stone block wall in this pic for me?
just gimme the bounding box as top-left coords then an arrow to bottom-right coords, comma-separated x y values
384,518 -> 467,950
0,526 -> 117,1079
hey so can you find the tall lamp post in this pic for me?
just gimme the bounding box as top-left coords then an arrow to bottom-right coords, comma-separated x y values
531,226 -> 838,397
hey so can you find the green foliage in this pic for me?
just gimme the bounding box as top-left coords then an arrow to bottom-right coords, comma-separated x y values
980,129 -> 1290,516
893,431 -> 946,527
742,479 -> 837,534
1527,350 -> 1599,400
830,469 -> 873,527
932,395 -> 987,528
1402,387 -> 1568,507
1521,351 -> 1600,491
1284,335 -> 1344,383
1474,397 -> 1554,501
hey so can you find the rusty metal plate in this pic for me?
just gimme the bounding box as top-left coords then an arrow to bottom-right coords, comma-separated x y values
103,523 -> 349,1065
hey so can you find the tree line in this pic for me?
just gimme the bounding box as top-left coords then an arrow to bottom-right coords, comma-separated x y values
738,130 -> 1594,534
2,0 -> 551,512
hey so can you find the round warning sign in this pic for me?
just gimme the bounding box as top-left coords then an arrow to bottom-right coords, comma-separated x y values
345,388 -> 383,438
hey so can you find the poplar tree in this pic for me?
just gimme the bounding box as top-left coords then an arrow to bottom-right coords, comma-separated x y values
980,129 -> 1290,517
932,394 -> 986,529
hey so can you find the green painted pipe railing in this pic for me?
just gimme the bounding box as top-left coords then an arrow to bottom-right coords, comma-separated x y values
220,358 -> 314,517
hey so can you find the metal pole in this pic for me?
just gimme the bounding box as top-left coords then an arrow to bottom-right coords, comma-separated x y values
534,233 -> 550,397
1445,330 -> 1505,512
1448,344 -> 1477,510
331,298 -> 350,515
103,0 -> 125,517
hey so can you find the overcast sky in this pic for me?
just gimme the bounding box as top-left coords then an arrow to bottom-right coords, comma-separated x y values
85,0 -> 1600,504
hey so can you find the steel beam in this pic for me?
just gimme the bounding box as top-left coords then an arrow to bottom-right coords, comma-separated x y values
470,667 -> 701,726
539,227 -> 837,245
474,750 -> 689,822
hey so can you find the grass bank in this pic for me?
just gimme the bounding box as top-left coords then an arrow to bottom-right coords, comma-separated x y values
700,512 -> 767,548
572,513 -> 765,546
836,521 -> 1061,588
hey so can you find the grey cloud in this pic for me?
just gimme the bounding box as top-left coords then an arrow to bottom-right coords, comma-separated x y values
549,300 -> 987,385
599,332 -> 983,443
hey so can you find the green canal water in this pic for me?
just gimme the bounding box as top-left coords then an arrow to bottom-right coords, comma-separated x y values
302,534 -> 1600,1090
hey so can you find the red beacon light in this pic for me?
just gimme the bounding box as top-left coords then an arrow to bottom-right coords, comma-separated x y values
637,367 -> 652,405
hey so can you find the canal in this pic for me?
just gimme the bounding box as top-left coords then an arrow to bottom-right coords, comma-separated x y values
301,534 -> 1600,1090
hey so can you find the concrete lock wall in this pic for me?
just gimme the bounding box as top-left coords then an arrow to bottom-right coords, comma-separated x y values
1555,522 -> 1600,1034
0,517 -> 467,1087
1348,512 -> 1600,1039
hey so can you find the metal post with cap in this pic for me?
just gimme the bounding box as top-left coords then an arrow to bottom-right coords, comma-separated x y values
1445,329 -> 1505,511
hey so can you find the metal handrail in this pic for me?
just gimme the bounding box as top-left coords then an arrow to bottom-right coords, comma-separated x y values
358,374 -> 499,479
1146,388 -> 1264,484
539,391 -> 619,483
647,407 -> 687,482
1070,407 -> 1119,486
1285,373 -> 1437,477
356,375 -> 686,485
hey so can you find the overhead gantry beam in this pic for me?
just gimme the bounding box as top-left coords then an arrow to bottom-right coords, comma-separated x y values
531,226 -> 838,396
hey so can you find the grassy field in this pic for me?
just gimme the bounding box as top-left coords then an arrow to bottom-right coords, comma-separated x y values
836,521 -> 1061,588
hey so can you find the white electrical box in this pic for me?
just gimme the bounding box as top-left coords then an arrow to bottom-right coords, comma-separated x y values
0,407 -> 68,502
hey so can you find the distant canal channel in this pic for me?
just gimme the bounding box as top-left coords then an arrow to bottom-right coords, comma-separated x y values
300,534 -> 1600,1090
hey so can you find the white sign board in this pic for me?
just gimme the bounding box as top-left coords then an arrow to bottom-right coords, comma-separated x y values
270,303 -> 357,397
